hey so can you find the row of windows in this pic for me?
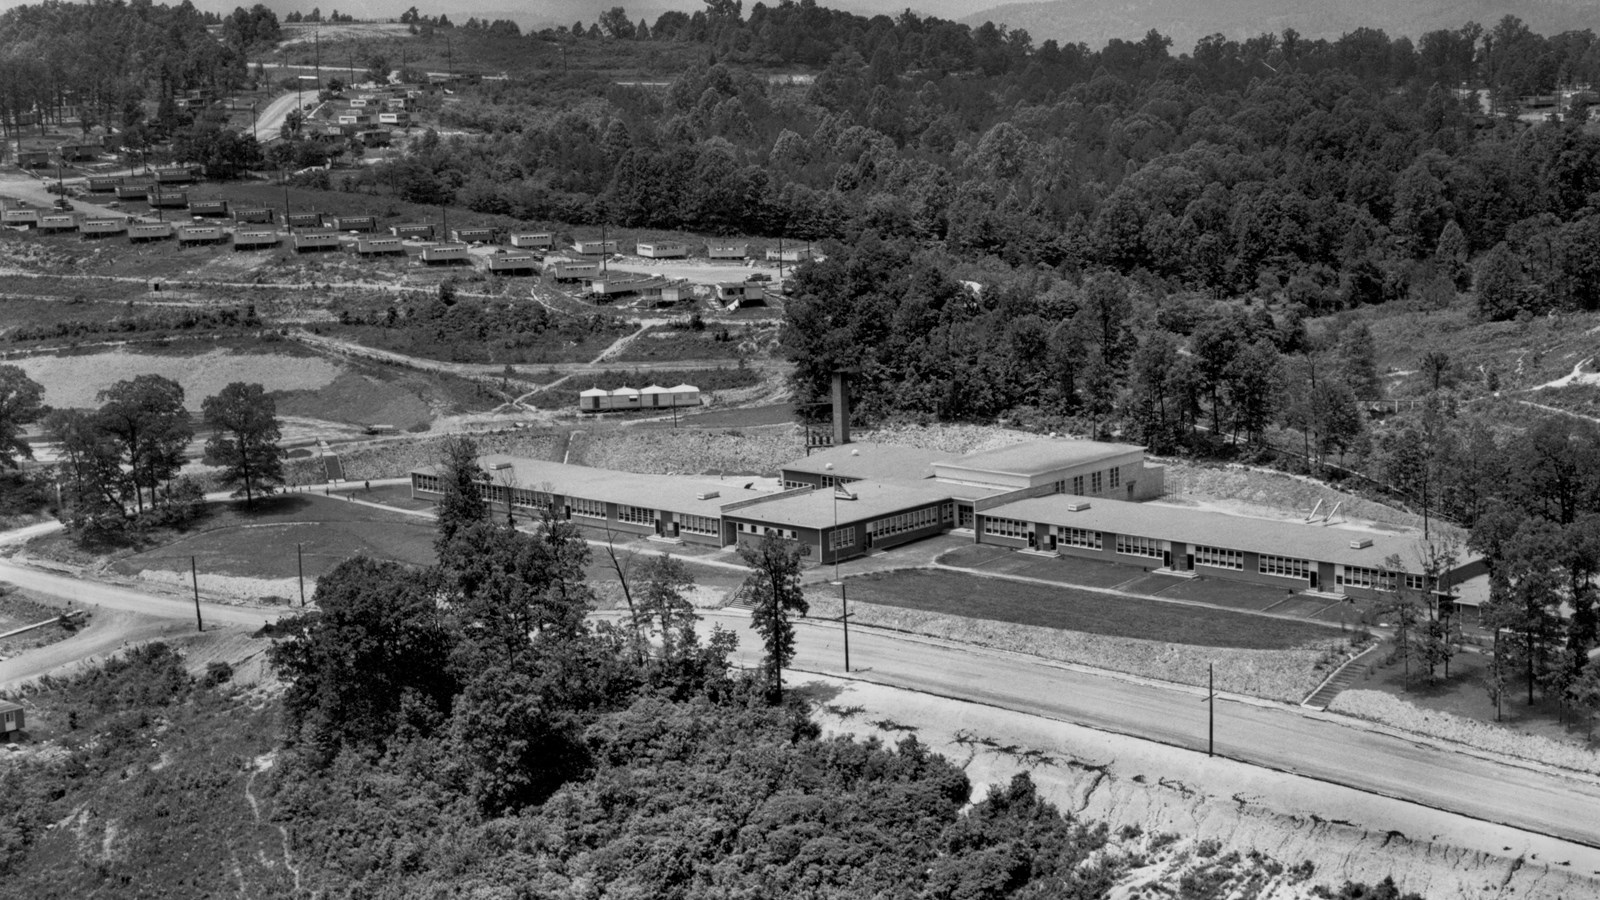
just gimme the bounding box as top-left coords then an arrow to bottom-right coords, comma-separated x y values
1056,526 -> 1102,550
830,528 -> 855,550
984,517 -> 1031,539
570,497 -> 605,518
1116,535 -> 1164,559
1337,566 -> 1395,590
1050,467 -> 1125,496
738,522 -> 797,540
869,505 -> 942,538
679,514 -> 719,536
1193,545 -> 1244,571
414,474 -> 440,493
511,489 -> 551,509
617,505 -> 653,525
1259,555 -> 1312,579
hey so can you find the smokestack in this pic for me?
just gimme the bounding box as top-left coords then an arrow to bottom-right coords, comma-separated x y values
831,371 -> 851,446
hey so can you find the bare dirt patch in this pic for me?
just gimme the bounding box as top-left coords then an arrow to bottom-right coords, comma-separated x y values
574,422 -> 803,475
274,371 -> 432,430
13,348 -> 343,409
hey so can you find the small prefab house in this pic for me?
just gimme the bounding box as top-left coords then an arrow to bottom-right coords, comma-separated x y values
572,239 -> 618,255
0,701 -> 23,739
330,215 -> 376,232
16,150 -> 49,168
148,191 -> 188,209
154,167 -> 195,184
234,207 -> 275,224
177,224 -> 225,245
637,241 -> 688,259
188,199 -> 229,217
233,229 -> 281,250
548,258 -> 599,280
510,232 -> 554,249
80,218 -> 127,237
87,176 -> 122,192
1,208 -> 40,227
420,243 -> 470,265
38,214 -> 77,232
765,246 -> 813,263
128,222 -> 174,242
114,184 -> 149,200
452,227 -> 495,243
392,223 -> 435,239
488,253 -> 538,274
707,241 -> 748,259
357,236 -> 405,255
286,212 -> 323,229
293,230 -> 341,252
578,387 -> 609,412
668,384 -> 702,407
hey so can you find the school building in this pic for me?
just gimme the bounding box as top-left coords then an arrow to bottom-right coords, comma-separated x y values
408,438 -> 1482,593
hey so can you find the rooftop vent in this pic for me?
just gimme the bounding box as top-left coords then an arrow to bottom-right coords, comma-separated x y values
1348,538 -> 1373,550
1066,501 -> 1092,512
696,490 -> 721,500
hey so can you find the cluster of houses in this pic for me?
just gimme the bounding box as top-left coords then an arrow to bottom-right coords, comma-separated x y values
410,436 -> 1487,608
312,86 -> 418,145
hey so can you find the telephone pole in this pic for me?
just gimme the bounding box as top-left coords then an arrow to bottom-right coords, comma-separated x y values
191,556 -> 203,632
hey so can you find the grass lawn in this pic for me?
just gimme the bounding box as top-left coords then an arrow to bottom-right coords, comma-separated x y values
98,494 -> 437,581
1360,645 -> 1600,747
840,569 -> 1340,650
608,326 -> 755,363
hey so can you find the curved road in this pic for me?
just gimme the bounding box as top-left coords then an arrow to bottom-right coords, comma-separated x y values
703,613 -> 1600,850
0,532 -> 1593,848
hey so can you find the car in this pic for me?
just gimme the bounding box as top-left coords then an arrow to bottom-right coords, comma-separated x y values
747,272 -> 772,282
53,198 -> 72,211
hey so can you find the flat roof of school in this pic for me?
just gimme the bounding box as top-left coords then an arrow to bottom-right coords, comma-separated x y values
936,439 -> 1144,477
783,442 -> 955,482
723,480 -> 953,530
983,495 -> 1464,570
417,456 -> 771,518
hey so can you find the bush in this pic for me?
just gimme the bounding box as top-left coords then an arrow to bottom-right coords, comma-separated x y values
201,662 -> 233,688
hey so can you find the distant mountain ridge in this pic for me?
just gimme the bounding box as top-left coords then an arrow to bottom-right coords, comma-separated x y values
961,0 -> 1600,51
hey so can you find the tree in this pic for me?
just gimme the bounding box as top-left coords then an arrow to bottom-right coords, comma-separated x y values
598,6 -> 636,39
0,366 -> 44,469
1475,242 -> 1524,321
201,382 -> 284,507
96,375 -> 192,513
269,556 -> 456,758
442,519 -> 593,668
738,534 -> 809,705
433,435 -> 486,552
43,408 -> 126,531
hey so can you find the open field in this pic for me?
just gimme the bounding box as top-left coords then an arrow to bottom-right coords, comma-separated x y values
837,569 -> 1340,650
13,346 -> 342,410
805,587 -> 1353,703
606,324 -> 770,363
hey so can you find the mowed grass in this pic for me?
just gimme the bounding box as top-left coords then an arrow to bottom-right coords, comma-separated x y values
106,494 -> 436,581
841,570 -> 1338,650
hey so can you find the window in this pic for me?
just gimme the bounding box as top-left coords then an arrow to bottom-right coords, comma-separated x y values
1337,566 -> 1395,590
679,514 -> 718,536
983,517 -> 1030,539
1404,574 -> 1427,591
1259,555 -> 1311,579
1090,471 -> 1103,493
1193,545 -> 1243,570
941,503 -> 954,523
1109,467 -> 1121,489
414,474 -> 441,493
869,505 -> 941,538
570,497 -> 605,519
829,528 -> 855,550
1116,535 -> 1164,559
617,505 -> 653,525
1056,526 -> 1102,550
781,479 -> 808,490
1072,475 -> 1084,494
511,489 -> 551,509
1052,479 -> 1066,494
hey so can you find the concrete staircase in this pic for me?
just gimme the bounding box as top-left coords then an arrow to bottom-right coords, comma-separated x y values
1302,643 -> 1383,711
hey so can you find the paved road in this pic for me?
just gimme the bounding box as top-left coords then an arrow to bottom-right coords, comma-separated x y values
698,612 -> 1600,849
0,560 -> 285,630
251,91 -> 312,144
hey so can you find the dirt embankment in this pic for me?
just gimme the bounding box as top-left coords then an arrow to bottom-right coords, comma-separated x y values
572,423 -> 803,475
284,430 -> 566,484
812,678 -> 1600,900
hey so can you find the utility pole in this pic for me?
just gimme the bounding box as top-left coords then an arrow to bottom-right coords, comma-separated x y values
1206,663 -> 1215,757
825,463 -> 850,673
297,542 -> 305,606
315,27 -> 321,85
191,556 -> 203,632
